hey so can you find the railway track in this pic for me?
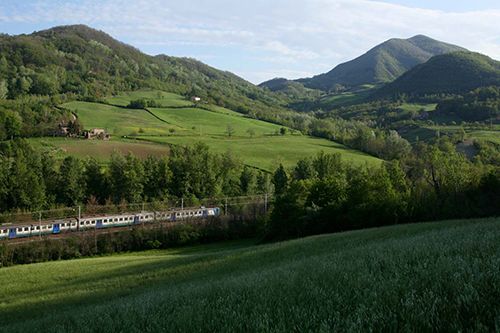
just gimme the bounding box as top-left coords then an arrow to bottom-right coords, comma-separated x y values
2,218 -> 213,245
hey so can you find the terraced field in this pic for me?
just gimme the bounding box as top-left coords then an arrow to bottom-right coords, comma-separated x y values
0,218 -> 498,332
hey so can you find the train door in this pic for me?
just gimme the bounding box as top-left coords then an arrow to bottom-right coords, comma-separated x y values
96,219 -> 103,228
53,224 -> 60,234
134,215 -> 140,225
8,228 -> 16,239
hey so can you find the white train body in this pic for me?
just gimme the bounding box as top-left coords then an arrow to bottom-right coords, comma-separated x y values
0,207 -> 221,240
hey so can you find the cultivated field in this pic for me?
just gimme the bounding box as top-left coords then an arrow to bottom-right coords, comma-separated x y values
0,218 -> 498,331
28,137 -> 169,161
58,91 -> 381,170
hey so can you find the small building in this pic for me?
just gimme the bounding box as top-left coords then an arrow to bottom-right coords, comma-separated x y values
55,125 -> 70,137
191,96 -> 201,102
85,128 -> 110,140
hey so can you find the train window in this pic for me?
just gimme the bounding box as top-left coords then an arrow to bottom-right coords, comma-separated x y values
114,218 -> 118,222
36,226 -> 40,230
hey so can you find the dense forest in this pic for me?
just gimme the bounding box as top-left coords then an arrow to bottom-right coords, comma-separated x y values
268,137 -> 500,240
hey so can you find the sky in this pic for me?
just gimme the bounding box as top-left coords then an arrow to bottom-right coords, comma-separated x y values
0,0 -> 499,84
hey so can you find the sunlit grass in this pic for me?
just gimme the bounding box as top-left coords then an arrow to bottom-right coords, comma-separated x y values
0,218 -> 498,332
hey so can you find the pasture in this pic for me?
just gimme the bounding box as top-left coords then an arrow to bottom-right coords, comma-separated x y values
57,93 -> 381,169
104,89 -> 194,108
138,134 -> 379,170
0,218 -> 498,331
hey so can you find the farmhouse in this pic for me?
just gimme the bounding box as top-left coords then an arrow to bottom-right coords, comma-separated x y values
191,96 -> 201,102
85,128 -> 110,140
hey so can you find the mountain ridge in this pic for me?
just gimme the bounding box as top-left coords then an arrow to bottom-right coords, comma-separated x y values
374,51 -> 500,97
0,24 -> 287,116
261,35 -> 466,92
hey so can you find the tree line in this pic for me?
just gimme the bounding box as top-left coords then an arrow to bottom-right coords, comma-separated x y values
0,140 -> 272,213
267,138 -> 500,240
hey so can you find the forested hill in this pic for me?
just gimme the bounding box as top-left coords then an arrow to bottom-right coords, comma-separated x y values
261,35 -> 465,93
374,51 -> 500,97
0,24 -> 286,114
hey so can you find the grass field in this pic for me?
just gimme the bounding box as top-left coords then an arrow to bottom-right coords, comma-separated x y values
104,89 -> 194,108
138,134 -> 379,170
0,218 -> 498,331
57,93 -> 381,169
148,106 -> 280,137
28,137 -> 169,161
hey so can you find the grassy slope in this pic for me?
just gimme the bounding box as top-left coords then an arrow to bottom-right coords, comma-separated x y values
58,92 -> 381,170
28,137 -> 169,161
140,135 -> 376,170
104,89 -> 195,108
0,218 -> 498,331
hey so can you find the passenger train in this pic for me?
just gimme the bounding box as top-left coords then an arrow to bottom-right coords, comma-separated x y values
0,207 -> 221,240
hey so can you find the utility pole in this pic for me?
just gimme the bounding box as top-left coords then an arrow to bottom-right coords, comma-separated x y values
264,193 -> 268,214
39,211 -> 42,240
94,222 -> 97,254
225,198 -> 228,215
181,198 -> 184,211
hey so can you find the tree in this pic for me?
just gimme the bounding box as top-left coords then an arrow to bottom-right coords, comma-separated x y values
226,124 -> 235,137
239,166 -> 256,195
3,110 -> 22,139
0,80 -> 8,99
109,153 -> 144,203
7,148 -> 45,211
312,152 -> 343,180
68,118 -> 83,136
293,158 -> 315,181
280,127 -> 287,136
58,156 -> 85,206
84,158 -> 109,204
273,164 -> 288,196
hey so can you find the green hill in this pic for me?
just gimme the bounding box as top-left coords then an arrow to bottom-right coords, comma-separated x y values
60,91 -> 381,170
258,77 -> 322,100
0,24 -> 287,117
295,35 -> 465,91
0,218 -> 498,331
375,51 -> 500,97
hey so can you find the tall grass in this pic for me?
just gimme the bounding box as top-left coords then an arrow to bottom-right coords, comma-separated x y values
0,218 -> 498,332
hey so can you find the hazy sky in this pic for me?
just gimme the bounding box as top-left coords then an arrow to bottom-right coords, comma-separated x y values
0,0 -> 499,83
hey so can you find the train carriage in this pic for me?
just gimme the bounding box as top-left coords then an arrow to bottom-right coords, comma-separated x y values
1,206 -> 221,240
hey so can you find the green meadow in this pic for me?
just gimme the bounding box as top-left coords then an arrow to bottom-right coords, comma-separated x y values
0,218 -> 498,332
57,91 -> 381,169
138,135 -> 378,170
104,89 -> 194,108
